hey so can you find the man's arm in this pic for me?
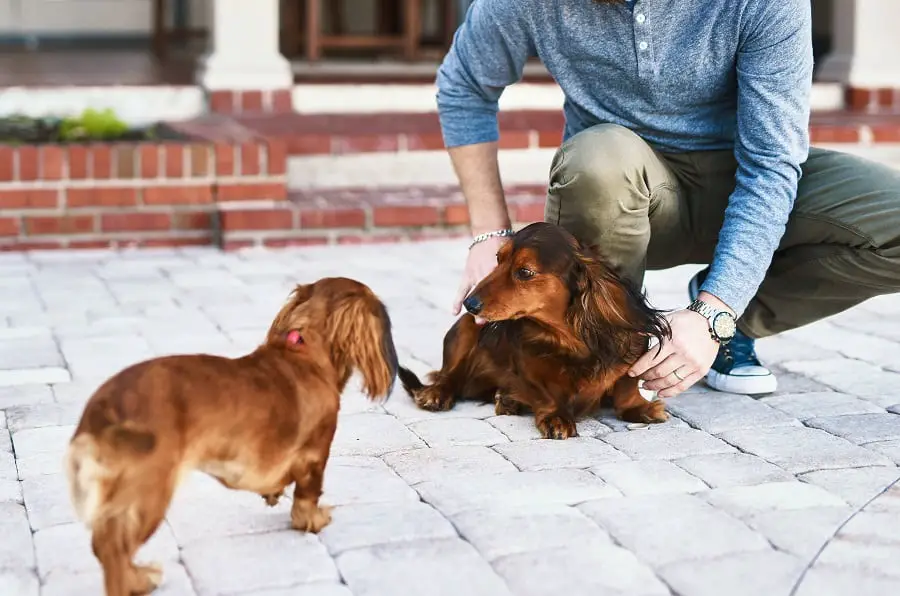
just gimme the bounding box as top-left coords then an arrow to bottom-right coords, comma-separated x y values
435,0 -> 535,234
700,0 -> 814,317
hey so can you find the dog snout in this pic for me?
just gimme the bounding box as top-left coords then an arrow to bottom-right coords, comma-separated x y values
463,295 -> 483,315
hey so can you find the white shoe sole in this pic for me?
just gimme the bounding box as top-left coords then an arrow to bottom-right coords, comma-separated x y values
705,368 -> 778,395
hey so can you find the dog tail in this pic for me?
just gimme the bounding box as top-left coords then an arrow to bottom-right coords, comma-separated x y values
65,423 -> 156,526
397,366 -> 427,396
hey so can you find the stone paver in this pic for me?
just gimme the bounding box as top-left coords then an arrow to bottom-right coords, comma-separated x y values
717,426 -> 894,473
2,245 -> 900,595
664,391 -> 799,433
658,551 -> 806,596
578,494 -> 771,566
673,452 -> 795,488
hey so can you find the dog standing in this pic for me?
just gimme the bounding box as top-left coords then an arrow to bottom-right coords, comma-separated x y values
399,222 -> 671,439
65,277 -> 398,596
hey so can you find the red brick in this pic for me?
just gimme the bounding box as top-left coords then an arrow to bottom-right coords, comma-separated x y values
286,135 -> 331,155
189,145 -> 210,178
299,208 -> 366,229
332,135 -> 399,154
0,147 -> 13,182
215,143 -> 235,176
263,236 -> 329,248
337,234 -> 404,245
443,204 -> 469,225
114,145 -> 137,179
373,206 -> 441,227
845,87 -> 875,111
66,187 -> 137,208
210,91 -> 236,114
871,126 -> 900,143
68,146 -> 89,179
139,144 -> 160,178
37,146 -> 64,180
498,131 -> 532,149
142,185 -> 213,205
511,201 -> 545,223
163,144 -> 184,178
24,214 -> 95,235
216,183 -> 287,202
92,145 -> 112,179
809,125 -> 860,144
266,140 -> 287,176
240,143 -> 261,176
222,239 -> 256,251
18,146 -> 38,181
0,216 -> 19,236
405,133 -> 445,151
0,189 -> 58,209
69,239 -> 113,250
0,240 -> 62,251
101,212 -> 170,232
537,130 -> 564,148
876,88 -> 897,108
221,209 -> 294,230
271,89 -> 293,113
171,211 -> 213,231
140,236 -> 212,248
240,91 -> 264,112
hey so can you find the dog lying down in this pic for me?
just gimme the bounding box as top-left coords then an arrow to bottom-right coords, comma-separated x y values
65,277 -> 398,596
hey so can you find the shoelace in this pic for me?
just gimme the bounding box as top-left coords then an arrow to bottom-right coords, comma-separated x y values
721,335 -> 760,365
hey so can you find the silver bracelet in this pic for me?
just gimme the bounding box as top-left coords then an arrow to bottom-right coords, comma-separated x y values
469,228 -> 515,249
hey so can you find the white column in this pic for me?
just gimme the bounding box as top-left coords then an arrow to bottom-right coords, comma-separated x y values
817,0 -> 900,87
196,0 -> 293,90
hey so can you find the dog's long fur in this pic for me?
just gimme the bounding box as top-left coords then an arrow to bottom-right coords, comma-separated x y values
398,222 -> 671,439
65,277 -> 398,596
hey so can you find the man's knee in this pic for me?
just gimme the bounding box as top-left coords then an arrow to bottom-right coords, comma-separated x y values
549,123 -> 655,206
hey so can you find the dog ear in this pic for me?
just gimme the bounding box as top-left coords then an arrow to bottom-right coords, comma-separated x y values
266,284 -> 314,342
330,296 -> 399,401
569,249 -> 670,361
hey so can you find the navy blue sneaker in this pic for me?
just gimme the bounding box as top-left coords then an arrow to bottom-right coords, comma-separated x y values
688,268 -> 777,395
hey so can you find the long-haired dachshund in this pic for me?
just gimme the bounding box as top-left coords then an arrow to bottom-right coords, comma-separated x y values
65,277 -> 398,596
399,222 -> 670,440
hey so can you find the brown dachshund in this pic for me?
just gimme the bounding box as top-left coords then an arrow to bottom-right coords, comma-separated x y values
399,222 -> 670,439
65,277 -> 398,596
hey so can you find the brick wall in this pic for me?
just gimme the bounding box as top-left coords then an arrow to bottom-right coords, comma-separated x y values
0,139 -> 287,251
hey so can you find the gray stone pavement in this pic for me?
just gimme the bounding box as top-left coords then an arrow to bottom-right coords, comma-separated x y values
1,240 -> 900,596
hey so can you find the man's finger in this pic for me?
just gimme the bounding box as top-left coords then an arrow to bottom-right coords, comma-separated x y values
641,355 -> 686,382
657,369 -> 704,398
628,340 -> 673,378
452,280 -> 472,315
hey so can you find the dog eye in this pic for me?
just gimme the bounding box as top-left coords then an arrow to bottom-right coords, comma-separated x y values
515,268 -> 536,280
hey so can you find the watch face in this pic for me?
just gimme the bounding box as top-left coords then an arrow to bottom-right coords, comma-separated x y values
712,312 -> 736,340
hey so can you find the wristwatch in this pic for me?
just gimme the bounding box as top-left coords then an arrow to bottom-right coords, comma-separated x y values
686,299 -> 736,344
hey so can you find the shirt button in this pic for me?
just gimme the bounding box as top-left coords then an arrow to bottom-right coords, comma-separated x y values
636,13 -> 646,23
639,41 -> 648,50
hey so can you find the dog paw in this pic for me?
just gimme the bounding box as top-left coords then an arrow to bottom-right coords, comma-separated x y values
414,387 -> 455,412
262,491 -> 283,507
620,400 -> 669,424
130,562 -> 163,594
291,502 -> 333,533
537,415 -> 578,440
494,392 -> 522,416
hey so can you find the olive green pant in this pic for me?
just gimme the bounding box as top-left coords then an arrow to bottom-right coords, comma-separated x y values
544,123 -> 900,339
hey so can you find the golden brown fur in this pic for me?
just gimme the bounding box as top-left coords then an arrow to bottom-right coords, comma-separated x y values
65,277 -> 398,596
398,222 -> 670,439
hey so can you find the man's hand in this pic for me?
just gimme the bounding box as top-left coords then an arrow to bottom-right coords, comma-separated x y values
628,292 -> 730,398
452,235 -> 509,316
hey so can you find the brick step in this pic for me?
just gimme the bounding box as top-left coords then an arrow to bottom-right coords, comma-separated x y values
220,185 -> 546,250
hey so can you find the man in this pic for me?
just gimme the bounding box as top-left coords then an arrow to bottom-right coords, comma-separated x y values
436,0 -> 900,398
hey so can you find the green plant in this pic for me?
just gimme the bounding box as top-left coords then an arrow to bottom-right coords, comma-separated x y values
58,108 -> 130,142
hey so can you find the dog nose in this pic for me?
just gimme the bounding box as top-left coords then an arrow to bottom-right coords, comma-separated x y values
463,295 -> 483,315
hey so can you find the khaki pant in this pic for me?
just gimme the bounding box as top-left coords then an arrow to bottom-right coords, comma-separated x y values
544,124 -> 900,339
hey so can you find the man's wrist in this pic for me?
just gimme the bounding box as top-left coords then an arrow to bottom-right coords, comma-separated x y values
696,290 -> 735,316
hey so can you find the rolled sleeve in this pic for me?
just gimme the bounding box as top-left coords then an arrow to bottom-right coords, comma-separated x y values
701,0 -> 813,316
435,0 -> 535,148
